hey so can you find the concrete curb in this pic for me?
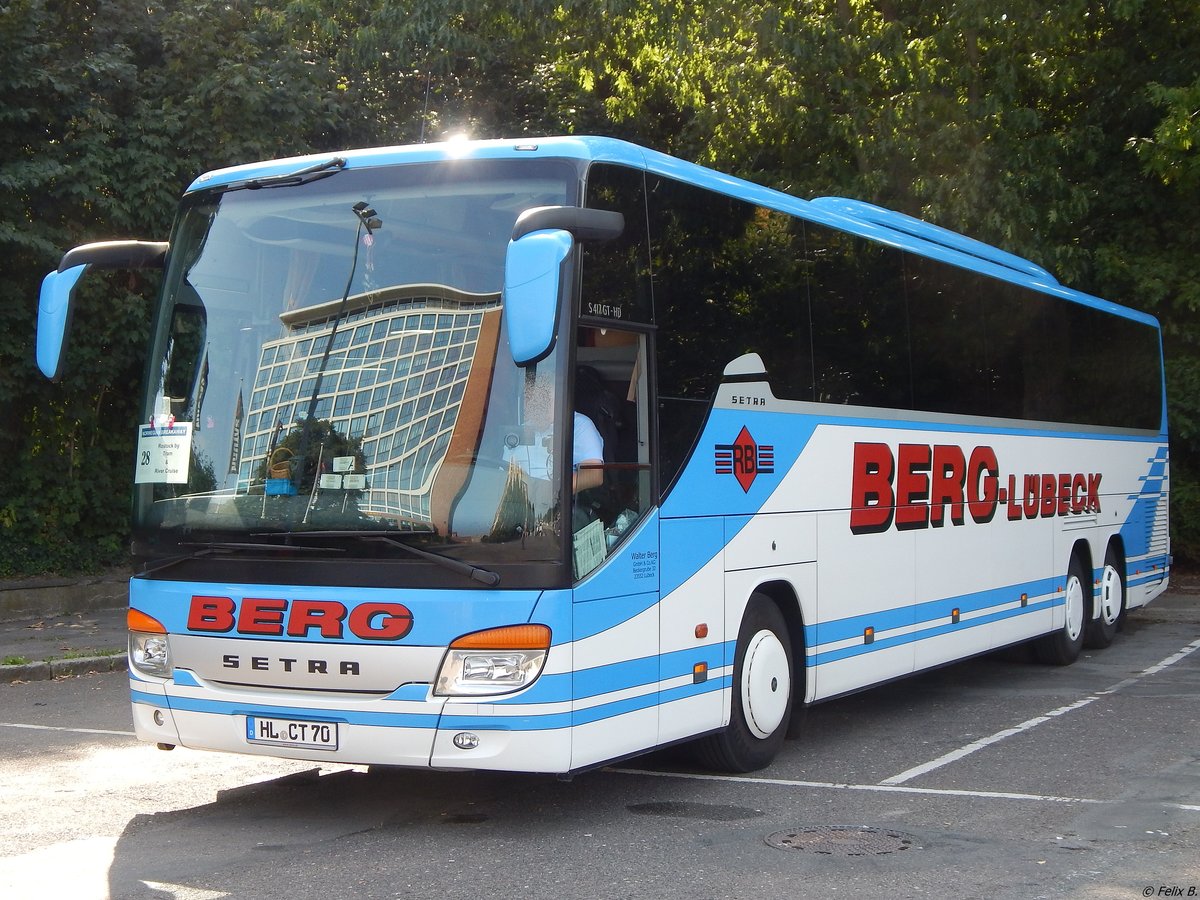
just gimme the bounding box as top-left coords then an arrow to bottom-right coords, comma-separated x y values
0,653 -> 128,684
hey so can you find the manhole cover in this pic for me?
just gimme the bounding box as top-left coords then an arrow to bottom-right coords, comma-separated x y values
765,826 -> 919,856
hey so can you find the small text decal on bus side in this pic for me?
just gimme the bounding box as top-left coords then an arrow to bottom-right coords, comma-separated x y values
850,442 -> 1102,535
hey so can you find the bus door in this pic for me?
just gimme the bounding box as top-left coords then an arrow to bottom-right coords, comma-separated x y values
569,327 -> 660,769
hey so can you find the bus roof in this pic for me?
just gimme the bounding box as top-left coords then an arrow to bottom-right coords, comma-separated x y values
186,136 -> 1160,330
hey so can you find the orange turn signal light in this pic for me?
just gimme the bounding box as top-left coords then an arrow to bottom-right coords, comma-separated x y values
450,624 -> 551,650
695,623 -> 709,639
127,608 -> 166,634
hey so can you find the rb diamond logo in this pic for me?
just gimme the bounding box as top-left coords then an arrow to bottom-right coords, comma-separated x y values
714,426 -> 775,493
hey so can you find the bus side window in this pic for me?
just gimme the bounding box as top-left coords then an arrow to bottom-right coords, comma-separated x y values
573,327 -> 652,577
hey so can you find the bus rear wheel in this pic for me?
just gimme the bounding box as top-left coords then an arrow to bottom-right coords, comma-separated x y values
1034,555 -> 1087,665
694,595 -> 793,773
1084,548 -> 1125,649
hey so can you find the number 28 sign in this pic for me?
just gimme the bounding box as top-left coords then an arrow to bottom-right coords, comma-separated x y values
135,423 -> 192,484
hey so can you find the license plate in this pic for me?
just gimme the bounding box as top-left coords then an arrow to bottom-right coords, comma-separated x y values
246,715 -> 339,750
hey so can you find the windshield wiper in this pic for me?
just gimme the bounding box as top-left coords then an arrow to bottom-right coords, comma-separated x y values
214,156 -> 348,194
259,530 -> 502,587
139,540 -> 344,576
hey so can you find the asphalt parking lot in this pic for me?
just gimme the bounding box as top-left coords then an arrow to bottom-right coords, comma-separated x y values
1,587 -> 1197,899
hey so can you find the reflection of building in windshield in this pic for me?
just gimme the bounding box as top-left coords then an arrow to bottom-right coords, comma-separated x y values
237,284 -> 501,530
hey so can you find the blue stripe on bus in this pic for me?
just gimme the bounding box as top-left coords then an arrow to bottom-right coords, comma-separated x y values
495,642 -> 730,705
441,675 -> 733,733
809,596 -> 1060,667
572,675 -> 730,728
139,656 -> 734,735
134,688 -> 441,729
573,590 -> 660,641
807,575 -> 1063,648
144,672 -> 734,739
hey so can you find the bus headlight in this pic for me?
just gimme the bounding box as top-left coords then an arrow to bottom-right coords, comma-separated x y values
128,608 -> 173,678
130,632 -> 173,678
435,624 -> 550,697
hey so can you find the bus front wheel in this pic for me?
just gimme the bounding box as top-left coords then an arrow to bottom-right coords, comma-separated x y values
695,595 -> 793,772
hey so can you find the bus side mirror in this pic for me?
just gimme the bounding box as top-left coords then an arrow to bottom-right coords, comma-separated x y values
37,265 -> 88,381
504,207 -> 624,368
35,240 -> 168,381
504,228 -> 573,367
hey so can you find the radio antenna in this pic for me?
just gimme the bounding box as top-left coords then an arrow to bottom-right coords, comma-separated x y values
420,71 -> 432,142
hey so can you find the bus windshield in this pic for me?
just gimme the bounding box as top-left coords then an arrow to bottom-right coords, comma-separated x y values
133,158 -> 578,570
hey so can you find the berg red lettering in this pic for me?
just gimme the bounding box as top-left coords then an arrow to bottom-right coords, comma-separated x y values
895,444 -> 931,530
188,595 -> 235,632
848,444 -> 1104,533
930,445 -> 966,527
189,595 -> 414,641
286,600 -> 347,639
965,446 -> 999,524
850,443 -> 895,534
238,597 -> 288,636
348,602 -> 414,641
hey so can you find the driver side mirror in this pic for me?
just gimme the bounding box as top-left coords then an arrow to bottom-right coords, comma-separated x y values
37,265 -> 88,381
503,207 -> 624,368
36,240 -> 168,381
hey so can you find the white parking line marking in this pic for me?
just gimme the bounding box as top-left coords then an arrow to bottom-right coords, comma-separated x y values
610,766 -> 1101,804
610,768 -> 1200,813
0,722 -> 135,737
880,636 -> 1200,787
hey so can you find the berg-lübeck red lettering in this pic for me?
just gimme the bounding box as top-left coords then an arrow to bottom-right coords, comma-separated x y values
850,442 -> 1102,535
187,596 -> 413,641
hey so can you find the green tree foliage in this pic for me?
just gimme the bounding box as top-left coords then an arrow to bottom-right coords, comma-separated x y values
0,0 -> 348,575
560,0 -> 1200,555
2,0 -> 1198,572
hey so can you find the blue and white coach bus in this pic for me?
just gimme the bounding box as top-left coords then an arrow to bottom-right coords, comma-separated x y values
37,137 -> 1170,773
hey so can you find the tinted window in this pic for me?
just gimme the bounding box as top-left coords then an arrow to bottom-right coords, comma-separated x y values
804,227 -> 910,408
637,173 -> 812,491
581,165 -> 653,325
903,251 -> 1162,429
587,166 -> 1162,504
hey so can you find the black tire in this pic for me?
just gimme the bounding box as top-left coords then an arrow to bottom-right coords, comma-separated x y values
694,595 -> 793,772
1034,554 -> 1087,665
1084,546 -> 1125,649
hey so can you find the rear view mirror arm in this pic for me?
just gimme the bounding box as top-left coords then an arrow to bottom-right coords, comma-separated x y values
58,240 -> 169,272
511,206 -> 624,243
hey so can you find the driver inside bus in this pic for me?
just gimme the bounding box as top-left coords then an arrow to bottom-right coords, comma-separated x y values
508,376 -> 605,494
